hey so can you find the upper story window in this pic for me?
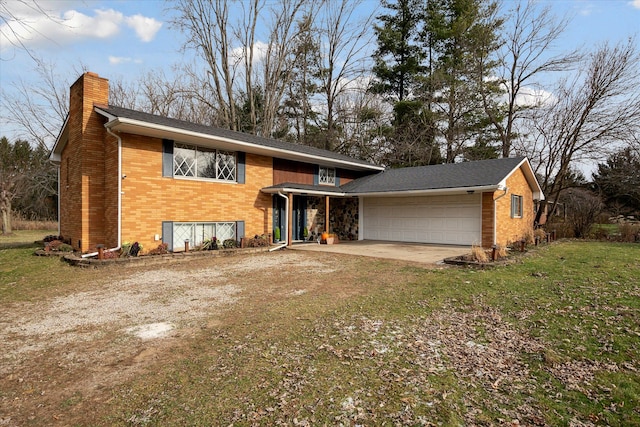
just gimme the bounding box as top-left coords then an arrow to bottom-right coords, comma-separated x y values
173,143 -> 236,181
511,194 -> 523,218
319,166 -> 336,185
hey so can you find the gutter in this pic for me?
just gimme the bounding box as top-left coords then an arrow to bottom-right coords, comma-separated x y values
348,184 -> 502,198
81,126 -> 123,258
269,192 -> 289,251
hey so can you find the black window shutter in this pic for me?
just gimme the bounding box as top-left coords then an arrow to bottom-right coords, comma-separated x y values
335,169 -> 340,187
313,165 -> 319,185
162,139 -> 174,177
237,152 -> 245,184
236,221 -> 245,240
162,221 -> 173,251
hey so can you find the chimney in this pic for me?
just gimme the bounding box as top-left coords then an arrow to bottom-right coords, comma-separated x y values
61,72 -> 110,252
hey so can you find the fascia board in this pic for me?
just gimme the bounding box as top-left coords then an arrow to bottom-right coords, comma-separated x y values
99,111 -> 384,172
50,115 -> 69,163
351,185 -> 501,197
508,158 -> 545,201
261,187 -> 348,197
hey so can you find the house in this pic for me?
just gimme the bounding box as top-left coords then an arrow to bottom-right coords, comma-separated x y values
51,72 -> 544,254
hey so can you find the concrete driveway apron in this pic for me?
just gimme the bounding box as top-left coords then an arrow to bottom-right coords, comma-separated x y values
289,240 -> 470,264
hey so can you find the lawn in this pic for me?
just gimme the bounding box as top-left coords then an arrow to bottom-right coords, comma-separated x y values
0,241 -> 638,426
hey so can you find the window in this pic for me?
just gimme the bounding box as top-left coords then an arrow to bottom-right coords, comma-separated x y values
318,166 -> 336,185
511,194 -> 523,218
173,222 -> 236,249
173,143 -> 236,181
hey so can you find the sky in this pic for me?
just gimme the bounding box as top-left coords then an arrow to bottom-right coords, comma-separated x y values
1,0 -> 639,155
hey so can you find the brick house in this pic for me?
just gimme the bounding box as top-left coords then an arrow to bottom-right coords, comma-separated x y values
51,72 -> 543,254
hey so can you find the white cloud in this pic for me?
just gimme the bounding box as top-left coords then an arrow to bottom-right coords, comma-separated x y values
108,56 -> 142,65
230,41 -> 269,65
125,14 -> 162,43
514,87 -> 557,108
0,2 -> 161,50
629,0 -> 640,9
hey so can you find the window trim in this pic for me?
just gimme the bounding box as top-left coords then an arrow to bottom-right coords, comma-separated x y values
165,221 -> 239,251
173,142 -> 237,183
318,166 -> 336,186
511,194 -> 523,218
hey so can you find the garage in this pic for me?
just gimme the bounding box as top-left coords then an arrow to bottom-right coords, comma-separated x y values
362,194 -> 482,245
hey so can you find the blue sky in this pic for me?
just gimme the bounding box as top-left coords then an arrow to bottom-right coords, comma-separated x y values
1,0 -> 639,147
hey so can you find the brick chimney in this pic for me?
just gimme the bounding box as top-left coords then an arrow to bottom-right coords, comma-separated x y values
59,72 -> 110,252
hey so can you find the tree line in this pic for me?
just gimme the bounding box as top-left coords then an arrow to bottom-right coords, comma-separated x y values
1,0 -> 639,232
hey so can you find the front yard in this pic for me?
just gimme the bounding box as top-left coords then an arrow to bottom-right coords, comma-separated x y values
0,240 -> 638,426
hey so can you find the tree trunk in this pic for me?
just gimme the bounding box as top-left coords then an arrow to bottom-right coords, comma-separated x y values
0,193 -> 12,235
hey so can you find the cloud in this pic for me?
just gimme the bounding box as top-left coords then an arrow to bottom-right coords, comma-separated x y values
125,14 -> 162,43
108,56 -> 143,65
514,87 -> 557,108
0,2 -> 162,50
629,0 -> 640,9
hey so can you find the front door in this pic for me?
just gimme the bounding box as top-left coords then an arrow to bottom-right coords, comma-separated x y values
292,196 -> 307,241
273,196 -> 286,242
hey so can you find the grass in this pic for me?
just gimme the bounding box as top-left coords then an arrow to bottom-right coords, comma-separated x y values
0,228 -> 56,247
1,240 -> 639,426
105,241 -> 639,426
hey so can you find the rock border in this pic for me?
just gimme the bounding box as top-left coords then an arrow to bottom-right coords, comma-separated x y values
60,246 -> 273,268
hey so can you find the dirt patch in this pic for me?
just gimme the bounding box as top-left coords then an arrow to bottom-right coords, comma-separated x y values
0,251 -> 343,426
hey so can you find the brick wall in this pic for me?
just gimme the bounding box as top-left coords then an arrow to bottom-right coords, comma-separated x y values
119,134 -> 273,252
481,167 -> 535,248
495,167 -> 535,247
60,72 -> 109,251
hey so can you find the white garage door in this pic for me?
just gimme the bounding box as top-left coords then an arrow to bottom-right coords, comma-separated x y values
363,194 -> 482,245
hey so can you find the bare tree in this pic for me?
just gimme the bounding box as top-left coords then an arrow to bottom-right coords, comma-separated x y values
0,59 -> 77,149
258,0 -> 308,137
485,0 -> 581,158
172,0 -> 240,130
234,0 -> 262,133
527,39 -> 640,225
315,0 -> 376,151
0,0 -> 62,61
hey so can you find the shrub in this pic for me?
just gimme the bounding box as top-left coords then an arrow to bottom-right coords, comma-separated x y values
471,244 -> 488,263
561,188 -> 603,238
148,243 -> 169,255
223,239 -> 238,249
201,237 -> 218,250
245,234 -> 269,248
44,240 -> 74,252
619,223 -> 640,242
497,245 -> 508,258
102,250 -> 119,259
121,241 -> 142,257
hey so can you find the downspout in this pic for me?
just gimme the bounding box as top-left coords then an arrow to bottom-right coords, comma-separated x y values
82,125 -> 122,258
269,192 -> 288,251
57,166 -> 61,236
493,186 -> 508,246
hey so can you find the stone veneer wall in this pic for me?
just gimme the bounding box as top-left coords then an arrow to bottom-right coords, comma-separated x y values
305,197 -> 325,238
330,198 -> 359,240
304,197 -> 359,240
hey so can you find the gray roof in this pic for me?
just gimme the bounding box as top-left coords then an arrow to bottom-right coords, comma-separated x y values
341,157 -> 526,193
99,105 -> 380,169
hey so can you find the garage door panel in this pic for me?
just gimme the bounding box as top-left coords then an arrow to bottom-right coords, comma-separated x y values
363,195 -> 481,245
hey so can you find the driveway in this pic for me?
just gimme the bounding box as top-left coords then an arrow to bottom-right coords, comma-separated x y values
289,240 -> 470,264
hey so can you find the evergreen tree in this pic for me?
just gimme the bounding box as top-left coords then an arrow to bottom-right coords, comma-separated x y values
423,0 -> 503,162
592,148 -> 640,216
